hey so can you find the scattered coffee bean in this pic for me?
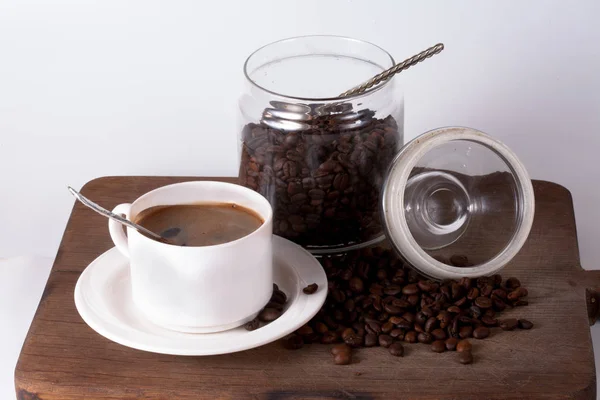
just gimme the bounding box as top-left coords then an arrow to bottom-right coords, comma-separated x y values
303,283 -> 318,294
331,343 -> 351,356
473,326 -> 490,339
405,331 -> 418,343
244,318 -> 260,331
445,338 -> 458,351
364,333 -> 378,347
518,319 -> 534,330
457,340 -> 472,353
481,316 -> 498,327
474,296 -> 492,309
389,342 -> 404,357
418,332 -> 433,344
258,307 -> 282,322
271,290 -> 287,304
499,318 -> 519,331
283,335 -> 304,350
459,326 -> 473,339
378,334 -> 393,348
431,340 -> 446,353
277,248 -> 531,365
334,352 -> 352,365
431,328 -> 447,341
505,277 -> 521,289
458,351 -> 473,364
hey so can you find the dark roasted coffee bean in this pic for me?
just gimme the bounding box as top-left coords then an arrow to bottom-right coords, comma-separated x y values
313,322 -> 329,334
272,289 -> 287,304
492,288 -> 507,300
381,321 -> 394,334
415,311 -> 428,326
331,343 -> 351,355
389,342 -> 404,357
344,334 -> 363,347
458,325 -> 473,339
341,328 -> 355,341
297,325 -> 314,336
475,298 -> 491,310
334,352 -> 352,365
450,254 -> 469,267
405,331 -> 418,343
473,326 -> 490,339
418,332 -> 433,344
447,305 -> 461,314
481,316 -> 498,327
418,280 -> 439,292
283,335 -> 304,350
456,339 -> 472,353
454,297 -> 467,308
518,319 -> 534,329
458,351 -> 473,364
364,333 -> 378,347
402,284 -> 419,295
432,328 -> 447,341
407,294 -> 420,306
469,305 -> 482,319
402,312 -> 416,323
321,331 -> 339,344
436,311 -> 452,328
505,277 -> 521,290
414,324 -> 425,333
244,318 -> 260,331
431,340 -> 446,353
425,317 -> 438,333
445,337 -> 459,351
259,308 -> 282,322
384,285 -> 402,296
366,321 -> 382,334
390,328 -> 405,339
303,283 -> 318,294
467,287 -> 480,301
384,303 -> 402,315
493,298 -> 507,311
499,318 -> 519,331
483,308 -> 496,317
349,277 -> 365,293
378,334 -> 393,348
507,287 -> 528,301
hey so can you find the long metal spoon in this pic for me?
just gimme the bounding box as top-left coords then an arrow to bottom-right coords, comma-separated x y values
339,43 -> 444,98
67,186 -> 176,245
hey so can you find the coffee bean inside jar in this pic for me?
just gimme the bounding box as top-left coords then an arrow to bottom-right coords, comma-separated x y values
239,113 -> 401,248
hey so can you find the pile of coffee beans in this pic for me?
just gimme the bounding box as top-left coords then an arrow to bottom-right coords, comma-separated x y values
239,113 -> 401,248
283,246 -> 532,364
245,284 -> 287,331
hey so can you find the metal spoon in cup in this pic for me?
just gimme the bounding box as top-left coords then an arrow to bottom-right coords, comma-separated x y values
67,186 -> 181,245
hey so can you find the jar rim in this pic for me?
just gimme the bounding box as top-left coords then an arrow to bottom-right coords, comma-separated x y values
243,35 -> 396,102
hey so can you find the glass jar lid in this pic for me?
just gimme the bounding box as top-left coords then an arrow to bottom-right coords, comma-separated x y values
381,126 -> 535,280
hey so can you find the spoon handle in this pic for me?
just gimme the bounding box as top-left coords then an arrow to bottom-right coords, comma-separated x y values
339,43 -> 444,98
67,186 -> 168,243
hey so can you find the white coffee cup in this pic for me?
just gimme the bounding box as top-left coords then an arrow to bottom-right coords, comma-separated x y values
108,181 -> 273,333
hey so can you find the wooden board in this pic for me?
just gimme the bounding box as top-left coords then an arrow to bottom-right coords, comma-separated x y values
15,176 -> 600,400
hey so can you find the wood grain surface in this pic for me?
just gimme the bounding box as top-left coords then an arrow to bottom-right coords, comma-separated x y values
15,176 -> 600,399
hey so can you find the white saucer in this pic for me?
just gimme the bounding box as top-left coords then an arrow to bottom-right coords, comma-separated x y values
74,235 -> 327,356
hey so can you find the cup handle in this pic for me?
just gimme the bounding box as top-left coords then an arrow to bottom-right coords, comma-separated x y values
108,203 -> 132,258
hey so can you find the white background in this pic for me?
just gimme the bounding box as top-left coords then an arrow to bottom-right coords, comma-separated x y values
1,0 -> 599,398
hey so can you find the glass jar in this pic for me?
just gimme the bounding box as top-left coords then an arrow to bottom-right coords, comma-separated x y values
238,35 -> 404,253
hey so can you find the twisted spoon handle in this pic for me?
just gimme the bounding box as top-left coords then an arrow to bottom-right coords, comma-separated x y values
339,43 -> 444,98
